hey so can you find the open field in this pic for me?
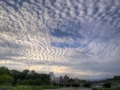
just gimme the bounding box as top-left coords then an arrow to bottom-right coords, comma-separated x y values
0,85 -> 61,90
92,88 -> 120,90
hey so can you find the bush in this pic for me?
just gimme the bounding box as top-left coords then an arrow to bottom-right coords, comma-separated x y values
92,88 -> 98,90
34,79 -> 42,85
0,75 -> 14,84
17,79 -> 43,85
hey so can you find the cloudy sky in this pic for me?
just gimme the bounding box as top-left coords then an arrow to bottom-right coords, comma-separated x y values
0,0 -> 120,79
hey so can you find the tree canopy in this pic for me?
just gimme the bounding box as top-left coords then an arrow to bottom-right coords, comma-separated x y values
0,66 -> 50,85
0,75 -> 14,84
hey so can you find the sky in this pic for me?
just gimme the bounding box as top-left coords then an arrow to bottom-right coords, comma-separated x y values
0,0 -> 120,80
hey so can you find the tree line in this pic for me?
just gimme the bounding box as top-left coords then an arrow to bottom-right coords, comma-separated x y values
0,66 -> 120,86
113,76 -> 120,80
0,66 -> 50,85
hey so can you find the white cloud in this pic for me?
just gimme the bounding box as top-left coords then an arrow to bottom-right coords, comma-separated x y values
0,0 -> 120,79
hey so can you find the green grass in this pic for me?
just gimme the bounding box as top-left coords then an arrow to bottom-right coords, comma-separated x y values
12,86 -> 43,90
0,85 -> 61,90
92,88 -> 120,90
41,85 -> 61,89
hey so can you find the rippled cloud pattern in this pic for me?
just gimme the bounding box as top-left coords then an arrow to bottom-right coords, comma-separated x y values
0,0 -> 120,78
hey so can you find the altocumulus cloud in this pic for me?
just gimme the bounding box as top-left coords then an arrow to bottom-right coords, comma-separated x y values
0,0 -> 120,79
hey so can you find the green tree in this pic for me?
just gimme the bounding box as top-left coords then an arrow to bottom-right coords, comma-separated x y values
0,66 -> 51,85
34,79 -> 42,85
68,78 -> 75,82
21,69 -> 30,80
10,70 -> 21,85
113,76 -> 120,80
17,79 -> 22,85
0,66 -> 10,75
0,69 -> 7,75
40,74 -> 50,84
0,75 -> 14,84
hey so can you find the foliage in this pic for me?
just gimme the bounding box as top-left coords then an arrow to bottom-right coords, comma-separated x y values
41,85 -> 61,89
10,69 -> 21,85
92,88 -> 98,90
0,66 -> 50,85
17,79 -> 43,85
92,88 -> 120,90
51,81 -> 57,86
0,85 -> 61,90
0,69 -> 7,75
0,74 -> 14,84
81,80 -> 86,82
68,78 -> 75,82
113,76 -> 120,80
0,66 -> 10,75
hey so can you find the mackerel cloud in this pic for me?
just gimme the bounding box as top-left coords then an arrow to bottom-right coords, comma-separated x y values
0,0 -> 120,79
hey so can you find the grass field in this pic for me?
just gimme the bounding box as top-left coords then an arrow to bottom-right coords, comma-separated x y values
92,88 -> 120,90
0,85 -> 61,90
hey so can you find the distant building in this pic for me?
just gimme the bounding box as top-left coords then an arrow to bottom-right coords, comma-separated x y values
49,73 -> 71,83
64,75 -> 69,83
59,76 -> 63,83
49,72 -> 55,81
74,77 -> 79,83
54,77 -> 60,83
49,72 -> 60,83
